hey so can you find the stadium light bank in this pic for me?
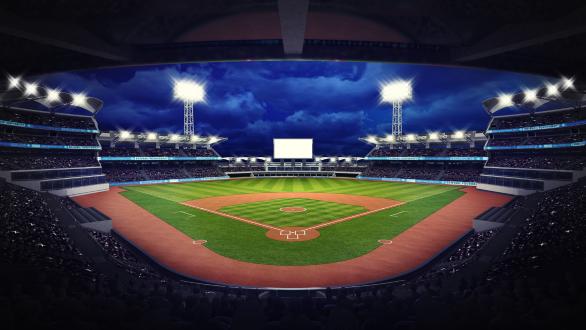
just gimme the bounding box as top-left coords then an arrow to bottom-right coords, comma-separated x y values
379,79 -> 413,138
173,78 -> 206,137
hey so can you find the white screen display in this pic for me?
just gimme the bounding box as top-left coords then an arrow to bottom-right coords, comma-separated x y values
273,139 -> 313,159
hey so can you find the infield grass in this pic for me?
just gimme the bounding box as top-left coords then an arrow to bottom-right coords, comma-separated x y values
121,178 -> 464,265
219,198 -> 366,227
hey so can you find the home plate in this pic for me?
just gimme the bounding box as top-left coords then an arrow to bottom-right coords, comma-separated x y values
378,239 -> 393,245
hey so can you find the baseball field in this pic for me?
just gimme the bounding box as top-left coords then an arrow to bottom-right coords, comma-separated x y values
119,178 -> 464,265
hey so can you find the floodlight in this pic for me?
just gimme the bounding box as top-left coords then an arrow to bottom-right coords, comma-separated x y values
497,93 -> 514,107
119,131 -> 131,139
7,76 -> 20,89
385,134 -> 395,142
173,78 -> 206,136
379,79 -> 413,138
146,133 -> 157,140
545,82 -> 560,97
170,134 -> 180,141
522,88 -> 538,103
71,93 -> 88,107
454,131 -> 465,139
250,158 -> 257,163
380,79 -> 413,103
46,88 -> 61,103
208,136 -> 220,144
23,82 -> 39,96
428,132 -> 439,140
190,134 -> 200,142
366,135 -> 378,144
561,76 -> 575,90
173,79 -> 205,103
406,134 -> 416,141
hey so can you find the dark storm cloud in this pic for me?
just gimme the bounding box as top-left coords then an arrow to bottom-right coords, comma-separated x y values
36,61 -> 549,155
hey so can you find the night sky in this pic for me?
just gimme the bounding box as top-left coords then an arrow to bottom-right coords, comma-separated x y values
37,61 -> 549,156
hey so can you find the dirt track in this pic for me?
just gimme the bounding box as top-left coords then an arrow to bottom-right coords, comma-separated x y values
182,192 -> 401,211
75,186 -> 511,288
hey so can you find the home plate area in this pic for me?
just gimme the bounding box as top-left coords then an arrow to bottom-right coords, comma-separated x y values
266,227 -> 321,241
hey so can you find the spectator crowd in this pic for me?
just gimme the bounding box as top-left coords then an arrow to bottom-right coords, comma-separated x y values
369,148 -> 485,157
489,109 -> 586,130
362,164 -> 483,182
0,148 -> 99,170
2,177 -> 585,329
100,147 -> 217,157
102,163 -> 225,182
0,107 -> 96,129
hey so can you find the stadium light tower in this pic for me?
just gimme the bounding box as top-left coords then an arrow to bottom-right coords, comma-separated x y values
173,79 -> 205,136
380,79 -> 413,138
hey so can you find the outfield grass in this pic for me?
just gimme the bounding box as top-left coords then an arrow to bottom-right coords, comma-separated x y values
121,178 -> 464,265
219,198 -> 366,227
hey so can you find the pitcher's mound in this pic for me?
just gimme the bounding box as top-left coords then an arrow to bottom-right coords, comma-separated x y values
280,207 -> 307,213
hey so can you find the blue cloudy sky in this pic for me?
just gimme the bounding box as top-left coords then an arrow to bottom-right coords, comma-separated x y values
37,61 -> 548,156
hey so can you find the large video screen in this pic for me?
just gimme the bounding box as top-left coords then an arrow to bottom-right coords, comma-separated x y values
273,139 -> 313,159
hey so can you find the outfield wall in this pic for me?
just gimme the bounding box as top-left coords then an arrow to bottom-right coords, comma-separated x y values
357,176 -> 477,186
109,176 -> 230,186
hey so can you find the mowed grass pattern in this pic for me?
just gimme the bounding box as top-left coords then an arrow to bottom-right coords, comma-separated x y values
219,198 -> 366,227
121,178 -> 465,265
123,177 -> 460,203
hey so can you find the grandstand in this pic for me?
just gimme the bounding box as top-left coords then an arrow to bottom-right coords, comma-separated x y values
0,105 -> 107,196
479,107 -> 586,195
2,0 -> 586,329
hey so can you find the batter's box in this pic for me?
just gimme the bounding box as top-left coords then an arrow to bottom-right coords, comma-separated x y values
279,229 -> 307,240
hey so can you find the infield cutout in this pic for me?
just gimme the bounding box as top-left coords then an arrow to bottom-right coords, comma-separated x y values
279,206 -> 307,213
181,192 -> 404,242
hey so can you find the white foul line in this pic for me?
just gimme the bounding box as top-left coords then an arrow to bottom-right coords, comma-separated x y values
389,211 -> 407,217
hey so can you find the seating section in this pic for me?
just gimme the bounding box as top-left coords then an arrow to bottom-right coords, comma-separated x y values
3,178 -> 586,328
486,150 -> 586,170
102,162 -> 225,182
489,108 -> 586,130
0,180 -> 94,276
369,148 -> 485,157
0,107 -> 96,129
488,132 -> 586,147
362,163 -> 483,182
475,206 -> 516,223
483,109 -> 586,192
0,148 -> 99,170
0,128 -> 99,146
68,206 -> 110,224
99,147 -> 217,157
487,180 -> 586,281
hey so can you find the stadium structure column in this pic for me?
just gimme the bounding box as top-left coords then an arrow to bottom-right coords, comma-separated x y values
392,101 -> 403,137
184,100 -> 194,136
380,79 -> 412,138
173,79 -> 205,137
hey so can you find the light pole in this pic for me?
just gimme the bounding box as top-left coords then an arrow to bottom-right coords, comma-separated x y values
380,79 -> 413,138
173,79 -> 205,136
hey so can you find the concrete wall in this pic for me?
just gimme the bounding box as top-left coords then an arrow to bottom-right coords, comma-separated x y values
49,183 -> 109,197
476,183 -> 536,196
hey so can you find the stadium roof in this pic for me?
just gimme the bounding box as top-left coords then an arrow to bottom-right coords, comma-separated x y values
1,0 -> 586,79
